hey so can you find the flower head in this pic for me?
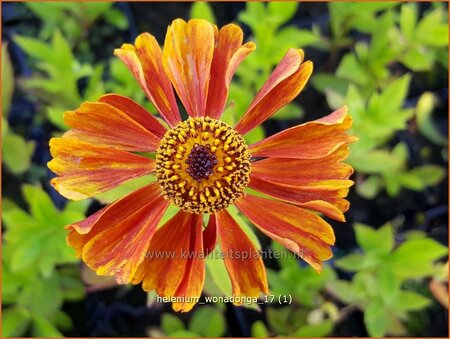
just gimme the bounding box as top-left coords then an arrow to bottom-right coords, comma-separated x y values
48,19 -> 356,312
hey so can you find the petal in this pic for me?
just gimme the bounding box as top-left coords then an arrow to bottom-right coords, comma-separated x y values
216,210 -> 268,298
114,33 -> 181,126
63,101 -> 161,152
99,94 -> 167,138
48,138 -> 155,200
250,145 -> 353,221
234,49 -> 312,135
67,182 -> 168,284
248,175 -> 352,219
251,145 -> 353,185
203,215 -> 217,256
132,211 -> 205,312
206,24 -> 255,119
163,19 -> 215,117
235,194 -> 335,271
250,106 -> 358,159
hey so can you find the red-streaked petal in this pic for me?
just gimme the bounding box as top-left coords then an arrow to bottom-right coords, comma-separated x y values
203,215 -> 217,256
63,101 -> 161,152
250,106 -> 357,159
206,24 -> 255,119
248,175 -> 352,217
215,210 -> 268,298
163,19 -> 215,117
66,183 -> 168,284
234,49 -> 312,135
114,34 -> 181,127
48,138 -> 155,200
235,194 -> 335,271
251,145 -> 353,185
132,211 -> 204,312
99,94 -> 167,138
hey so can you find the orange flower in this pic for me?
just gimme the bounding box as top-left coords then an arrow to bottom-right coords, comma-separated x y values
48,19 -> 356,312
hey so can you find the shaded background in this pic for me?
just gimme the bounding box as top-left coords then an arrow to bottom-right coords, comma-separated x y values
2,2 -> 448,337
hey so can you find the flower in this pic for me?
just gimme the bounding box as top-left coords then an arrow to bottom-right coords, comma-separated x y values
48,19 -> 356,312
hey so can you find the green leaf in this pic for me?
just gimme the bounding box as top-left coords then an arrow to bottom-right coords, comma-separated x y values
161,314 -> 185,335
251,320 -> 269,338
400,3 -> 417,41
364,298 -> 387,337
104,8 -> 128,30
22,184 -> 59,223
271,103 -> 303,121
206,247 -> 232,296
401,46 -> 434,71
328,280 -> 357,304
335,253 -> 366,272
31,314 -> 63,337
416,8 -> 449,47
2,44 -> 14,116
188,306 -> 226,337
266,307 -> 294,334
356,176 -> 382,199
388,238 -> 447,278
267,2 -> 298,26
355,223 -> 394,255
376,266 -> 400,305
349,149 -> 404,174
377,74 -> 411,113
398,165 -> 445,191
14,35 -> 52,60
294,319 -> 334,337
244,125 -> 264,145
169,330 -> 199,338
2,133 -> 35,174
416,92 -> 447,145
52,310 -> 73,331
393,291 -> 431,311
2,306 -> 32,337
190,2 -> 216,23
11,232 -> 47,271
311,73 -> 350,95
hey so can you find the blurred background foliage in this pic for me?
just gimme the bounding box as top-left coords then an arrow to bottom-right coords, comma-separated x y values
1,2 -> 448,337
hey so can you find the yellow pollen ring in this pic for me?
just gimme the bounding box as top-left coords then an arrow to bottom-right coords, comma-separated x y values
156,117 -> 251,214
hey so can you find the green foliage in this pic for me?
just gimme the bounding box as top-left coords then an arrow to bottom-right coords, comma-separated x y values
331,223 -> 447,337
2,43 -> 36,175
25,2 -> 128,43
160,306 -> 226,337
2,43 -> 14,115
190,2 -> 216,23
14,31 -> 105,130
2,186 -> 88,337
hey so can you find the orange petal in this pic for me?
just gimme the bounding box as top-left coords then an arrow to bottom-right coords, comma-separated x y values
251,145 -> 353,185
234,49 -> 312,135
235,194 -> 335,271
250,106 -> 357,159
63,101 -> 161,152
66,182 -> 168,284
114,33 -> 181,127
48,138 -> 155,200
206,24 -> 255,119
99,94 -> 167,138
248,175 -> 352,218
250,145 -> 353,221
215,210 -> 268,298
132,211 -> 204,312
163,19 -> 215,117
203,215 -> 217,256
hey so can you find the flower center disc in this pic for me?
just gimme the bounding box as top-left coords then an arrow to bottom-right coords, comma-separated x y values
156,117 -> 251,214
